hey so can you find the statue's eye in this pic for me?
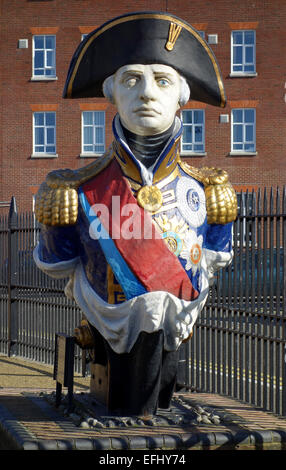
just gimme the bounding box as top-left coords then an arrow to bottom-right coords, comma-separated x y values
125,77 -> 139,88
157,78 -> 169,87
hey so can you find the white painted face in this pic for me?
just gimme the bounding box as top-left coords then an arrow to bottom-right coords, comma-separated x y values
112,64 -> 182,136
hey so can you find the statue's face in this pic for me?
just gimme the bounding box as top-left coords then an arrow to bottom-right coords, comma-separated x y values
113,64 -> 181,136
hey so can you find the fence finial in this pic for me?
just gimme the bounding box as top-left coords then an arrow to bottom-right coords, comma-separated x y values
9,196 -> 17,217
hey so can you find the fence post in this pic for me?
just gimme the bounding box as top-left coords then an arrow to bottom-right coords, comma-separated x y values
282,187 -> 286,416
7,196 -> 18,357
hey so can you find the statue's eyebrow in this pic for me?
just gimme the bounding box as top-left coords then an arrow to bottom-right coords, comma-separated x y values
119,69 -> 144,80
153,71 -> 177,83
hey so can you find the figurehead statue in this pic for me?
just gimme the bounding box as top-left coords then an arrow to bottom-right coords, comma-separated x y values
34,12 -> 237,416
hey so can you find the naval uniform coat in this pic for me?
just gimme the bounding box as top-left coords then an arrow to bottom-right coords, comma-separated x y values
34,115 -> 236,355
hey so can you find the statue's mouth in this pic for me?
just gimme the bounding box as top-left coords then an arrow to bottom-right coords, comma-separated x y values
134,106 -> 161,116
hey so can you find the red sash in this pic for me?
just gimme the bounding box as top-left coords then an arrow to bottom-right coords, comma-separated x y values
82,158 -> 199,301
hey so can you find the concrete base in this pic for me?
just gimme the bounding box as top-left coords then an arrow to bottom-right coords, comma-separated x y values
1,389 -> 286,451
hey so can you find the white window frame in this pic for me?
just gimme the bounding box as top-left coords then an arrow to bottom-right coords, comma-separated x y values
32,35 -> 57,80
231,108 -> 256,155
231,30 -> 256,76
181,109 -> 206,155
81,111 -> 106,157
32,111 -> 57,158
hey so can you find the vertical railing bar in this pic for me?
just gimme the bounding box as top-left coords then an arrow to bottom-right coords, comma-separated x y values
228,305 -> 233,398
211,316 -> 215,393
282,186 -> 286,416
262,188 -> 269,410
283,186 -> 286,416
245,191 -> 250,404
200,308 -> 205,392
190,324 -> 195,389
215,307 -> 219,394
239,192 -> 245,402
269,188 -> 275,412
256,188 -> 262,407
7,197 -> 18,357
223,307 -> 227,395
234,195 -> 240,399
233,199 -> 240,398
250,190 -> 256,406
275,188 -> 281,414
197,323 -> 201,391
206,306 -> 211,392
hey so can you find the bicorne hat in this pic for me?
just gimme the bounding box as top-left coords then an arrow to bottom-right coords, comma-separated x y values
63,11 -> 226,107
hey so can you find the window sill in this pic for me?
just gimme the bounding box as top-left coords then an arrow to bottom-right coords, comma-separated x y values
180,152 -> 207,157
30,76 -> 58,81
80,153 -> 104,158
31,153 -> 58,159
228,151 -> 257,157
229,72 -> 257,78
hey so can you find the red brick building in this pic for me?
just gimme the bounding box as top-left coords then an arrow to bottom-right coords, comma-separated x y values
0,0 -> 285,212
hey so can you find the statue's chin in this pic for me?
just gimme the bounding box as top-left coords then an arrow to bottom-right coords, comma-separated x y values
122,116 -> 173,137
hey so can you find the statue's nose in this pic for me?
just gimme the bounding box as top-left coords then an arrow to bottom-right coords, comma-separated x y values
139,76 -> 156,101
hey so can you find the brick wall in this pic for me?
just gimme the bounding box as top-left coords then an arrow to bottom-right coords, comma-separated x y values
0,0 -> 285,211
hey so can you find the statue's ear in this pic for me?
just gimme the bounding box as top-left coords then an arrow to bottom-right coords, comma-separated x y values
102,75 -> 115,104
178,76 -> 190,107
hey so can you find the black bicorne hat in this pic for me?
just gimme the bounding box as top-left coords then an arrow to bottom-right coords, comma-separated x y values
63,11 -> 226,107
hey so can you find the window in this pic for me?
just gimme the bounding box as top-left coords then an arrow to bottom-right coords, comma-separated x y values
82,111 -> 105,155
181,109 -> 205,154
231,30 -> 256,75
33,112 -> 56,156
231,108 -> 256,153
33,35 -> 56,78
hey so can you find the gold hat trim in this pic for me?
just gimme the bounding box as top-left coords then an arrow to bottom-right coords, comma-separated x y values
165,22 -> 182,51
66,13 -> 226,107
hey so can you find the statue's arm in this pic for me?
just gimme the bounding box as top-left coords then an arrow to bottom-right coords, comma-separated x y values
33,173 -> 80,277
33,223 -> 80,279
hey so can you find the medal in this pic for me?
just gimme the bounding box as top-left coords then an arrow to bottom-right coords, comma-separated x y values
176,177 -> 206,228
162,231 -> 183,256
137,185 -> 163,212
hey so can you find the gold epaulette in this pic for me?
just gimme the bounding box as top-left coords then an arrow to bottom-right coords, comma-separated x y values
179,161 -> 238,224
35,147 -> 114,226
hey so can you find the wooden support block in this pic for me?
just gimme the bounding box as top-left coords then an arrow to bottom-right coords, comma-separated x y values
90,363 -> 109,406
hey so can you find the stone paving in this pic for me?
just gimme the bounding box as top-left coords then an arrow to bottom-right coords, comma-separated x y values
0,355 -> 286,451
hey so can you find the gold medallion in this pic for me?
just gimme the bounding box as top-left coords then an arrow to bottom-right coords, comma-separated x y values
137,185 -> 163,212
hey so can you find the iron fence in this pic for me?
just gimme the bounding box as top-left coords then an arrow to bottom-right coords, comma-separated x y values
0,197 -> 83,372
180,187 -> 286,416
0,188 -> 285,415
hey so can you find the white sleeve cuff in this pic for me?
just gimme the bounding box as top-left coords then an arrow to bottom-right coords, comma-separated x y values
33,244 -> 79,279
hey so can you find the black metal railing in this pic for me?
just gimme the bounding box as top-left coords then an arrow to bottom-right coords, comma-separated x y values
0,189 -> 285,415
180,187 -> 286,416
0,197 -> 83,371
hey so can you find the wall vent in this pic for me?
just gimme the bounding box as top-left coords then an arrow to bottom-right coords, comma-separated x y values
208,34 -> 218,45
18,39 -> 28,49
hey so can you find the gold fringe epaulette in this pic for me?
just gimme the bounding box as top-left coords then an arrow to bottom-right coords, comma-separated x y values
35,147 -> 114,226
179,161 -> 238,225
